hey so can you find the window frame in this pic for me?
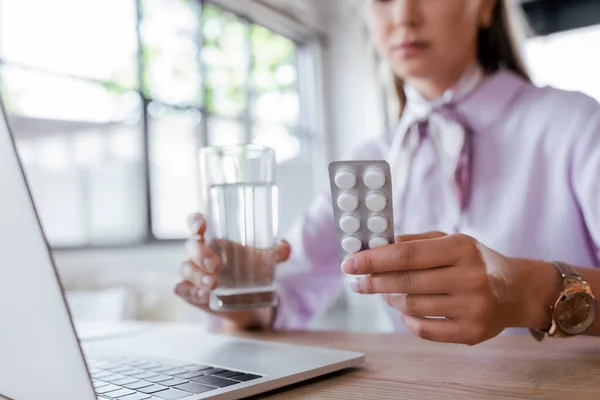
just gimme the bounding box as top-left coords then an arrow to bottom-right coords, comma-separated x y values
0,0 -> 325,250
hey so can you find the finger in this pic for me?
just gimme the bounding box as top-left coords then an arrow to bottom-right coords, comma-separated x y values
175,281 -> 211,308
276,240 -> 291,263
350,267 -> 459,295
179,261 -> 218,290
402,314 -> 465,344
342,234 -> 465,275
383,294 -> 461,318
187,213 -> 207,237
185,238 -> 221,273
395,231 -> 447,243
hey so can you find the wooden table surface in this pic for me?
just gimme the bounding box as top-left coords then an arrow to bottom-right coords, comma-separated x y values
233,331 -> 600,400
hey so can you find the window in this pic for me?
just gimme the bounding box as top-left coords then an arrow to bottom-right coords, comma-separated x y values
0,0 -> 317,247
524,24 -> 600,103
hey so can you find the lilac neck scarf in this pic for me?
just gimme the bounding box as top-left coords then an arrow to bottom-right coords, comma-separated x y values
389,64 -> 486,232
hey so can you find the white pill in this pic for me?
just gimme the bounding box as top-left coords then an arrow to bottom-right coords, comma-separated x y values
337,192 -> 359,212
341,236 -> 362,254
369,236 -> 389,249
367,215 -> 388,234
365,193 -> 387,212
363,168 -> 385,190
334,170 -> 357,190
339,215 -> 360,234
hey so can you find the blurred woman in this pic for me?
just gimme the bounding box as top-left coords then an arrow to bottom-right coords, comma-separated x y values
176,0 -> 600,345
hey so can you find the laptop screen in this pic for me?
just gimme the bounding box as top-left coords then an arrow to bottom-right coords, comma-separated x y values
0,98 -> 96,400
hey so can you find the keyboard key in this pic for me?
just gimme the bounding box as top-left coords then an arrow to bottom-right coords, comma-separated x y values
190,375 -> 238,388
118,393 -> 152,400
103,374 -> 128,384
200,368 -> 226,375
148,365 -> 175,373
137,362 -> 162,370
93,380 -> 110,388
127,360 -> 150,367
111,377 -> 139,386
123,381 -> 154,390
174,382 -> 216,394
137,384 -> 169,394
161,368 -> 188,376
145,375 -> 172,383
131,371 -> 160,380
96,384 -> 122,394
96,374 -> 124,382
120,368 -> 146,376
213,371 -> 243,379
184,365 -> 212,372
159,378 -> 189,387
230,373 -> 262,382
173,371 -> 203,380
152,388 -> 192,399
102,363 -> 126,371
102,388 -> 136,398
106,366 -> 133,374
92,371 -> 114,379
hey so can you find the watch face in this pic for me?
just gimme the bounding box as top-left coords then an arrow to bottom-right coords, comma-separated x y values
556,293 -> 597,335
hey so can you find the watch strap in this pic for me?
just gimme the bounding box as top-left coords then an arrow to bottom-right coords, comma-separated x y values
553,261 -> 580,280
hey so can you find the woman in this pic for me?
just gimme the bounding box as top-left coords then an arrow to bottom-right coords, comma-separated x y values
175,0 -> 600,345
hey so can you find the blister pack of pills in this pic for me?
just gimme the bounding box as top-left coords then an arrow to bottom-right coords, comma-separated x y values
328,160 -> 395,261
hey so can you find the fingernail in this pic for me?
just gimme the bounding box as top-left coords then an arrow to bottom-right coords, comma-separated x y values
188,214 -> 203,233
350,278 -> 363,293
381,293 -> 392,305
186,239 -> 201,264
341,258 -> 358,274
182,263 -> 193,279
203,258 -> 218,274
201,275 -> 215,288
196,288 -> 207,299
174,284 -> 184,296
191,219 -> 203,234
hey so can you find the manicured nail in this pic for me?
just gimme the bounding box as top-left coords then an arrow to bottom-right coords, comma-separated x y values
381,293 -> 392,305
341,258 -> 358,274
201,275 -> 215,288
203,258 -> 218,274
182,263 -> 193,279
191,219 -> 203,234
188,214 -> 204,233
196,288 -> 207,299
351,278 -> 363,293
185,239 -> 201,263
174,284 -> 185,296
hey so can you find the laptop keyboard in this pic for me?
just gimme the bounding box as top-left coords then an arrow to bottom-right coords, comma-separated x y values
86,351 -> 262,399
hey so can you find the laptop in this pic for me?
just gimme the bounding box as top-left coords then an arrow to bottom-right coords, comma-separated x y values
0,97 -> 364,400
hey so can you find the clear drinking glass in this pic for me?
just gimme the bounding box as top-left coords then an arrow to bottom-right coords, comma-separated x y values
199,144 -> 279,311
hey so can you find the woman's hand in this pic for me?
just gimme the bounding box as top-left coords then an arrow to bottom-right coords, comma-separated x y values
341,232 -> 559,345
174,213 -> 291,331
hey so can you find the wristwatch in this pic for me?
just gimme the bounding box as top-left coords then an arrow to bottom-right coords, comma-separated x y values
530,261 -> 597,341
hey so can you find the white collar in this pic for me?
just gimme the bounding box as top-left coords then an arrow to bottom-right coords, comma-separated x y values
400,64 -> 485,128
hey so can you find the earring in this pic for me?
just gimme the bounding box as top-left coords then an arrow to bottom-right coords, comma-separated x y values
480,16 -> 493,29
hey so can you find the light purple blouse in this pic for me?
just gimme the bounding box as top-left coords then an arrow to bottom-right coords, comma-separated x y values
273,69 -> 600,330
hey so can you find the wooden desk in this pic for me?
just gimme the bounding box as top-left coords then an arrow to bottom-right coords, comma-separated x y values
232,331 -> 600,400
76,323 -> 600,399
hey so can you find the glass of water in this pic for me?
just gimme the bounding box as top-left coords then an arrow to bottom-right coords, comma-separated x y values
199,144 -> 278,311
